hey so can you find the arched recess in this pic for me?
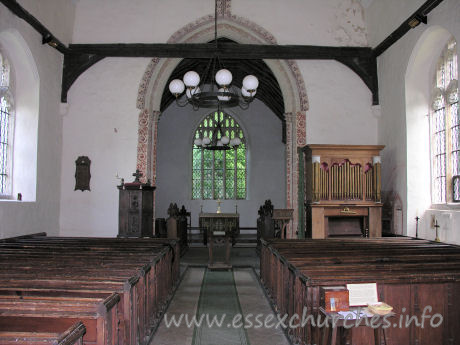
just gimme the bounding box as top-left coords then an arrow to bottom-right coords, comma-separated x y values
0,29 -> 39,201
405,25 -> 454,236
136,9 -> 308,236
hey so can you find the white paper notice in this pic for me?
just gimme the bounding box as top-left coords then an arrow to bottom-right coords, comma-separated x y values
346,283 -> 378,306
337,310 -> 367,319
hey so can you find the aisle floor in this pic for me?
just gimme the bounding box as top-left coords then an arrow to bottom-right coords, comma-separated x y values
150,248 -> 290,345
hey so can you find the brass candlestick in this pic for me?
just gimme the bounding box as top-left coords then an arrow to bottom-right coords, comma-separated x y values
434,219 -> 441,242
216,199 -> 222,213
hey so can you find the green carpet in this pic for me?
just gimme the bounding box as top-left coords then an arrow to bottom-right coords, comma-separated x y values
192,269 -> 250,345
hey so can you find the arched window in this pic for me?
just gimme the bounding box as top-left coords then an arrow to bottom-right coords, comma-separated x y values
192,111 -> 247,200
430,38 -> 458,203
0,50 -> 13,196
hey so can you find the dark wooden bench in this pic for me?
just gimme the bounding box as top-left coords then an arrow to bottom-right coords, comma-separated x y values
0,249 -> 164,345
0,235 -> 180,345
0,294 -> 119,345
0,321 -> 86,345
260,238 -> 460,345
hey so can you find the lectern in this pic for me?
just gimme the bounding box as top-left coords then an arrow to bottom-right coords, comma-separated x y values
302,144 -> 384,238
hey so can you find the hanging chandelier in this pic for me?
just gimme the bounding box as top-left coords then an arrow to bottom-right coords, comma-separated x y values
168,0 -> 259,111
193,105 -> 242,151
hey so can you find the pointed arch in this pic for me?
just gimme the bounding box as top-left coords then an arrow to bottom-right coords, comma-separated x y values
136,8 -> 309,236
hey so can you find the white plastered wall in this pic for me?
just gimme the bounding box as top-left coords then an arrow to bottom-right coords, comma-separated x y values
59,57 -> 151,237
17,0 -> 76,44
72,0 -> 368,46
371,0 -> 460,244
0,2 -> 70,238
59,0 -> 378,237
304,59 -> 377,144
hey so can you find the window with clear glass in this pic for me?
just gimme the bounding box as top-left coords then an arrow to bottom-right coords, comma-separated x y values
192,111 -> 247,200
0,50 -> 13,196
430,38 -> 458,203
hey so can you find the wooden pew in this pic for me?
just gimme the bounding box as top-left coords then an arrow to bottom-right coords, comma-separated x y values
0,237 -> 180,324
0,235 -> 179,345
0,294 -> 119,345
0,248 -> 164,345
260,238 -> 460,345
0,321 -> 86,345
264,240 -> 460,345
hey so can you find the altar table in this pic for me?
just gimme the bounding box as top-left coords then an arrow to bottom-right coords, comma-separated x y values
199,213 -> 239,245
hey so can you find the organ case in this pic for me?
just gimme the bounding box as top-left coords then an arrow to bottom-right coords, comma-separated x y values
303,144 -> 384,238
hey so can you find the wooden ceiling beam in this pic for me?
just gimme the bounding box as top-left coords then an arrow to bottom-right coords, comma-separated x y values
67,42 -> 373,60
0,0 -> 67,54
2,0 -> 446,106
374,0 -> 444,56
62,44 -> 377,103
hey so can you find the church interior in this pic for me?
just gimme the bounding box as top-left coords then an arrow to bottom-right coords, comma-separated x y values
0,0 -> 460,344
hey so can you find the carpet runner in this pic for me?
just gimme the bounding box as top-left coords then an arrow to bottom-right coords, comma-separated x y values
192,269 -> 250,345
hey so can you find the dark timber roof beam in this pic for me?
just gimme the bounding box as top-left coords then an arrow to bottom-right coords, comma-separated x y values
0,0 -> 446,106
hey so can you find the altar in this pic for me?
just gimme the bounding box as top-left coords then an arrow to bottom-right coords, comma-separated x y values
199,213 -> 239,245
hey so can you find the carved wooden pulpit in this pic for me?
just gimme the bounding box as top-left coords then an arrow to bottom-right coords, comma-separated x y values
117,170 -> 155,238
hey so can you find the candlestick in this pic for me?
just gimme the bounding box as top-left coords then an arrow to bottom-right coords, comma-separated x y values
415,216 -> 420,239
434,219 -> 440,242
235,204 -> 238,214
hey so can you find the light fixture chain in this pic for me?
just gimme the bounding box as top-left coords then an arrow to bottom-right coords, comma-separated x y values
168,0 -> 258,132
214,0 -> 218,49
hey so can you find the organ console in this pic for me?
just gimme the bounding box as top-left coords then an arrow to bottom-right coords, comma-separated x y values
302,144 -> 385,238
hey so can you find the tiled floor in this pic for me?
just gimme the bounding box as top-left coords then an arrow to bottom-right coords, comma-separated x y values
150,248 -> 289,345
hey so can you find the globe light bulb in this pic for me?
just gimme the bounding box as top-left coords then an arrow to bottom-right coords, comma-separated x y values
217,88 -> 231,101
221,136 -> 230,145
242,87 -> 256,98
216,69 -> 233,86
169,79 -> 185,95
242,75 -> 259,91
183,71 -> 200,87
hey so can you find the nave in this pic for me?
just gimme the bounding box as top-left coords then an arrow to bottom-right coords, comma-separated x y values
1,233 -> 460,345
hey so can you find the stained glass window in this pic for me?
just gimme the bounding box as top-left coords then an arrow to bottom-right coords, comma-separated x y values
192,111 -> 247,199
430,38 -> 458,203
0,50 -> 12,196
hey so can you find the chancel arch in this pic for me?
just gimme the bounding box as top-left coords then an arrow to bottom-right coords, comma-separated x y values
136,6 -> 308,235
